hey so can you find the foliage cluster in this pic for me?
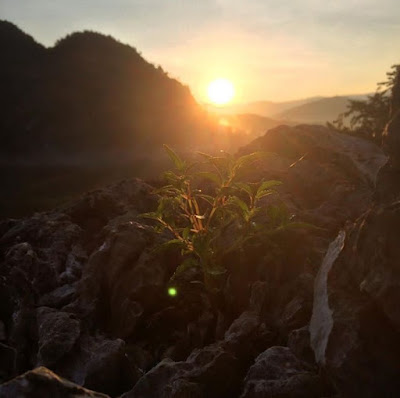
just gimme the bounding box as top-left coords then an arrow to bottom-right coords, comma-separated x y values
143,146 -> 307,293
329,64 -> 400,143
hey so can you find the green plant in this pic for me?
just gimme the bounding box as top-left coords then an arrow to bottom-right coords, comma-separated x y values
142,145 -> 303,292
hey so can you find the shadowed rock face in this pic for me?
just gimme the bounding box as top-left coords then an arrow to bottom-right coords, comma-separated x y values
240,346 -> 327,398
310,203 -> 400,397
0,126 -> 389,397
240,124 -> 387,232
0,179 -> 157,396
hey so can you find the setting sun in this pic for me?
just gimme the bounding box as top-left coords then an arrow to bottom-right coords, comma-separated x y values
207,78 -> 235,105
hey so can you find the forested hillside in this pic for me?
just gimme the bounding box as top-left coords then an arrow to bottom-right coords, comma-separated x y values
0,20 -> 221,160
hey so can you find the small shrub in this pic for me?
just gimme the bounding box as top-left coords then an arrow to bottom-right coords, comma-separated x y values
142,145 -> 308,293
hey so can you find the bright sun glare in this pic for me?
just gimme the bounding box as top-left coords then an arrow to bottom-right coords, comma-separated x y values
207,78 -> 235,105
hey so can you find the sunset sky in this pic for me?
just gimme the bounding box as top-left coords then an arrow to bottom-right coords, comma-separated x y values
2,0 -> 399,103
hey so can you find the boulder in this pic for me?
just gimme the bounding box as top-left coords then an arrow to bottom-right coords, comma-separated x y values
240,124 -> 387,231
63,178 -> 157,240
58,334 -> 139,396
122,343 -> 241,398
76,221 -> 172,336
310,202 -> 400,397
36,307 -> 80,367
240,346 -> 327,398
287,327 -> 314,364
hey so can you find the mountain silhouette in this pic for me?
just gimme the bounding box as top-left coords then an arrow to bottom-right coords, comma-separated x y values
0,21 -> 216,160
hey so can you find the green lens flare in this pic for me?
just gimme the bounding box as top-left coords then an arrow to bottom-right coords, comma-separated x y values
168,287 -> 177,297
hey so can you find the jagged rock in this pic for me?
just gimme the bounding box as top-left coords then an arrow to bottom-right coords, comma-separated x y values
36,307 -> 80,367
0,124 -> 392,397
240,346 -> 327,398
0,179 -> 160,393
77,220 -> 175,336
264,273 -> 314,342
122,342 -> 241,398
57,334 -> 139,396
310,203 -> 400,397
0,213 -> 84,377
287,327 -> 314,364
38,284 -> 77,308
223,282 -> 275,361
122,282 -> 275,398
0,366 -> 109,397
223,311 -> 274,364
240,125 -> 387,231
64,179 -> 157,238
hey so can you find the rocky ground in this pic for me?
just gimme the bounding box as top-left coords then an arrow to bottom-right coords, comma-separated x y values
1,121 -> 399,398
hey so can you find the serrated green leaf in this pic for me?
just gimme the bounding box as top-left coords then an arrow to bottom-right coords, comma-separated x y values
160,239 -> 187,250
255,191 -> 274,201
164,144 -> 186,171
234,151 -> 269,172
195,171 -> 221,185
234,182 -> 253,197
257,180 -> 282,193
140,212 -> 161,222
229,196 -> 249,213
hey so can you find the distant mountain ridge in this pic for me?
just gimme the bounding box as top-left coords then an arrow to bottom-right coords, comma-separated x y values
209,97 -> 323,116
214,93 -> 372,125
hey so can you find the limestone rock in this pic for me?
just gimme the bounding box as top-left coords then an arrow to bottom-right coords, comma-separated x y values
310,203 -> 400,396
240,346 -> 327,398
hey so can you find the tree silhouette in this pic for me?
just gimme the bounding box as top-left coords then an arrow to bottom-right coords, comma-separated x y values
329,64 -> 400,144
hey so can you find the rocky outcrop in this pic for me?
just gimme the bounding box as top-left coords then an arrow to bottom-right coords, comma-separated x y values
240,124 -> 387,231
0,179 -> 157,396
0,126 -> 389,397
310,200 -> 400,397
308,70 -> 400,397
240,346 -> 328,398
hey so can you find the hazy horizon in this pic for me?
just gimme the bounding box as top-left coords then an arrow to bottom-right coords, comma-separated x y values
2,0 -> 399,103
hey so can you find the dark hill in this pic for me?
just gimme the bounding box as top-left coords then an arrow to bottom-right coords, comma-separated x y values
0,22 -> 213,158
0,20 -> 45,61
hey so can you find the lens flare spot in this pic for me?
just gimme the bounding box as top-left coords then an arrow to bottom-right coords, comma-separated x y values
168,287 -> 177,297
